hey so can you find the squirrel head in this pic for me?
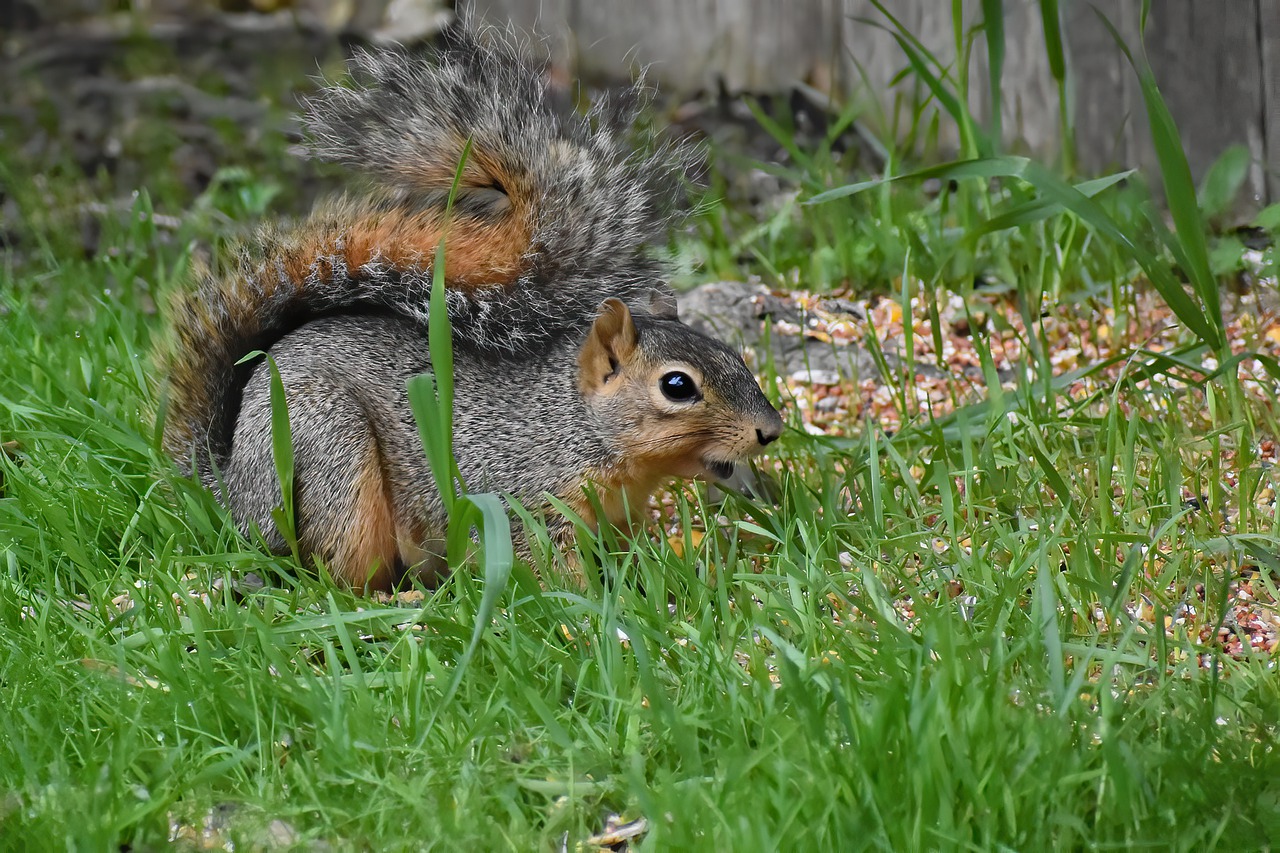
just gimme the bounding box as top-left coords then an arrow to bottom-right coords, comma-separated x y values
577,295 -> 784,485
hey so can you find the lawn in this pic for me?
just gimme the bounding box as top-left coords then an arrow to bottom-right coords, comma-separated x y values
3,7 -> 1280,851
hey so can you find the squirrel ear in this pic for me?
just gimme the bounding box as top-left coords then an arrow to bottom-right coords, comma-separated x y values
647,287 -> 680,320
579,298 -> 639,394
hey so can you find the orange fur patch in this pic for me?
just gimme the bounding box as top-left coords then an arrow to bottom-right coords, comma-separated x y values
327,450 -> 399,592
274,146 -> 538,292
563,461 -> 668,534
275,208 -> 531,291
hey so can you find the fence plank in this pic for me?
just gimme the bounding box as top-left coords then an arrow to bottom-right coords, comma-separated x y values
1063,0 -> 1141,174
1141,1 -> 1267,206
575,0 -> 842,92
1061,1 -> 1269,210
470,0 -> 843,92
464,0 -> 1275,204
1262,3 -> 1280,204
466,0 -> 575,75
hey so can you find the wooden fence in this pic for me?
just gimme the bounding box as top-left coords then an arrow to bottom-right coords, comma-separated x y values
469,0 -> 1280,207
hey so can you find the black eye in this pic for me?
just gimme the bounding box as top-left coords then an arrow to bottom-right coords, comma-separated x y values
660,371 -> 700,402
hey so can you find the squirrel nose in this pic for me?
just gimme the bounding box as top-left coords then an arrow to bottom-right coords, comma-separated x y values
756,425 -> 781,447
755,406 -> 784,446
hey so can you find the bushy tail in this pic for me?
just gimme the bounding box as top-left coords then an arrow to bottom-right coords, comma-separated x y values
301,24 -> 699,332
161,25 -> 697,480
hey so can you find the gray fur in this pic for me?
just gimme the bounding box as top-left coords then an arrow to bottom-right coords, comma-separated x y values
226,315 -> 613,570
225,310 -> 781,580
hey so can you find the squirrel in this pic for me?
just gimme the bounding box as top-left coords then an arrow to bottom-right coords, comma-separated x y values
159,26 -> 784,591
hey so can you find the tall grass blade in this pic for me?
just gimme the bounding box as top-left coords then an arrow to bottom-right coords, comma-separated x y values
407,374 -> 455,514
981,0 -> 1005,145
1038,0 -> 1065,84
411,137 -> 476,515
428,492 -> 514,729
405,136 -> 520,733
1036,0 -> 1074,172
265,356 -> 299,561
1033,539 -> 1066,703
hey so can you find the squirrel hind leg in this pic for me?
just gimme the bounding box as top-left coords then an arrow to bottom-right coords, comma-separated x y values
311,429 -> 454,592
227,364 -> 407,593
311,440 -> 401,593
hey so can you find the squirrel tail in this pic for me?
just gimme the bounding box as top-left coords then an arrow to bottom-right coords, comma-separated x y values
301,25 -> 699,335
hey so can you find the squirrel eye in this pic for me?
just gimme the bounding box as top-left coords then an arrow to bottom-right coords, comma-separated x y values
659,371 -> 700,403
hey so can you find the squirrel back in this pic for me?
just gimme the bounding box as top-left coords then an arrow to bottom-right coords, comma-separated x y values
161,26 -> 696,480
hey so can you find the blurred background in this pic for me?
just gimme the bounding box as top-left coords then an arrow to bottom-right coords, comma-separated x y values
2,0 -> 1276,258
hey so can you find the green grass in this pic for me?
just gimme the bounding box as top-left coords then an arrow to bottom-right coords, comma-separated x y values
5,7 -> 1280,851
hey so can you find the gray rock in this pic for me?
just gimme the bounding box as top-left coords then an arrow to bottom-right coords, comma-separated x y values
678,281 -> 880,382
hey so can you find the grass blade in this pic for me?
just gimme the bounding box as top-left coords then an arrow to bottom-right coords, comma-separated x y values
427,492 -> 515,729
1197,144 -> 1251,221
973,170 -> 1135,234
1037,0 -> 1074,171
867,0 -> 990,158
981,0 -> 1005,145
409,135 -> 476,518
265,356 -> 299,561
407,373 -> 454,512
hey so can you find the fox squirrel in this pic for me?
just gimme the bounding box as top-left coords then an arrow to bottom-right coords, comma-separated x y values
160,27 -> 783,591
